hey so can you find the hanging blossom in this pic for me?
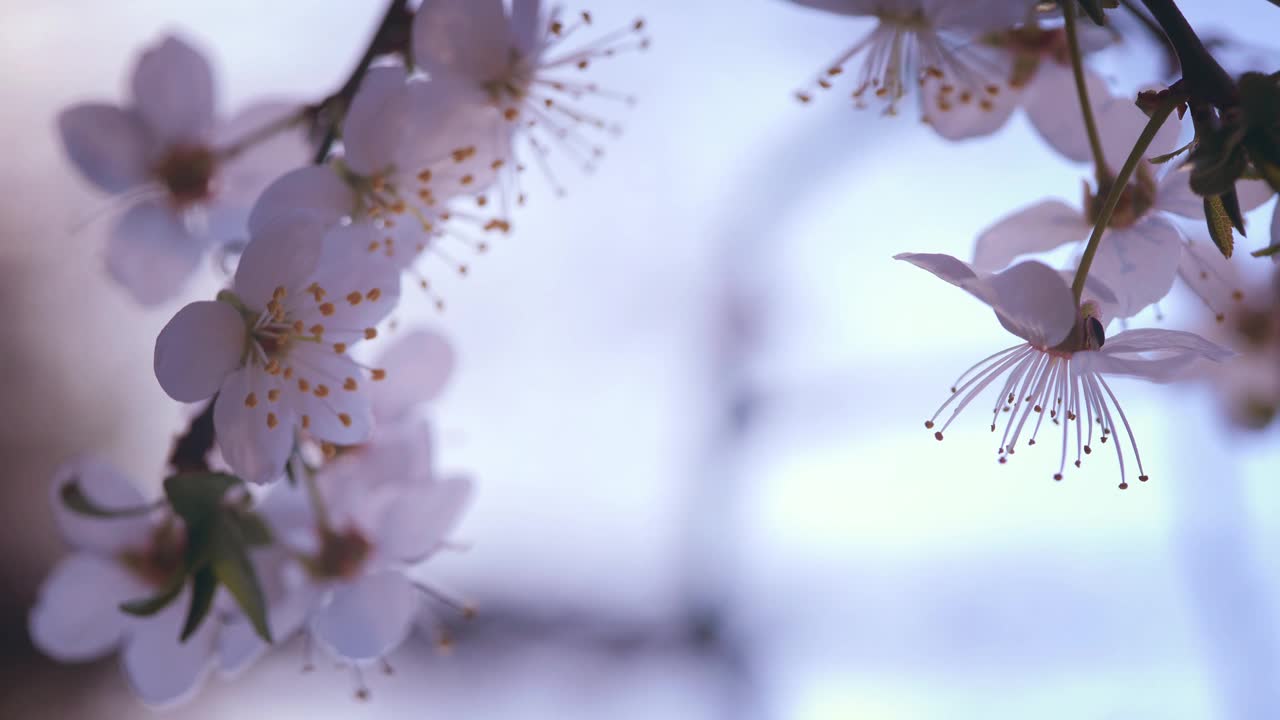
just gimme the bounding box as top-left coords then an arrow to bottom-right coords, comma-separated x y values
58,34 -> 305,305
257,433 -> 473,685
410,0 -> 650,201
897,252 -> 1233,488
1196,270 -> 1280,430
251,66 -> 506,306
971,92 -> 1275,320
789,0 -> 1031,124
154,211 -> 401,485
923,18 -> 1114,144
28,459 -> 243,705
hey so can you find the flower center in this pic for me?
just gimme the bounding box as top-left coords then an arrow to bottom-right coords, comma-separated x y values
118,522 -> 186,588
1085,166 -> 1157,229
152,144 -> 218,207
308,526 -> 372,580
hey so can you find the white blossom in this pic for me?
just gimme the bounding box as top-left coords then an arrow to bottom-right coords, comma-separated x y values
897,252 -> 1233,487
154,212 -> 401,485
58,35 -> 305,305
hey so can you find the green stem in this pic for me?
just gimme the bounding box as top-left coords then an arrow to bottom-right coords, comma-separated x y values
1071,98 -> 1178,303
1063,0 -> 1111,184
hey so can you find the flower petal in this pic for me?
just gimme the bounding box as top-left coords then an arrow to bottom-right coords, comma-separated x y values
311,571 -> 418,661
300,222 -> 402,335
1177,238 -> 1246,319
233,213 -> 326,305
981,261 -> 1078,347
57,104 -> 152,193
247,166 -> 353,238
1081,328 -> 1235,382
1089,217 -> 1185,317
343,66 -> 412,177
1154,164 -> 1276,219
369,330 -> 455,420
219,570 -> 315,677
50,457 -> 154,552
29,554 -> 144,662
122,598 -> 217,707
215,100 -> 313,212
1095,90 -> 1182,171
107,199 -> 206,306
1023,62 -> 1113,164
412,0 -> 512,85
894,251 -> 979,287
131,35 -> 216,144
213,367 -> 297,485
281,345 -> 375,445
972,199 -> 1087,272
511,0 -> 544,56
155,300 -> 246,403
379,474 -> 474,561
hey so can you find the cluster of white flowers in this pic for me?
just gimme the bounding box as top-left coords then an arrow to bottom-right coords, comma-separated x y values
28,0 -> 1280,708
34,0 -> 648,706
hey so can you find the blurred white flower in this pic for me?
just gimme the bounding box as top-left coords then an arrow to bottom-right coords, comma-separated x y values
410,0 -> 649,200
790,0 -> 1031,124
897,252 -> 1233,487
58,35 -> 305,305
153,212 -> 400,485
28,459 -> 214,706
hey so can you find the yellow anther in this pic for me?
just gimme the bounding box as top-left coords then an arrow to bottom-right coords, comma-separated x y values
371,369 -> 387,381
244,392 -> 258,408
266,412 -> 279,429
367,287 -> 382,302
346,291 -> 363,306
314,384 -> 330,398
319,302 -> 335,316
344,377 -> 358,391
338,413 -> 353,428
364,328 -> 377,340
334,342 -> 348,354
267,389 -> 281,402
301,414 -> 311,429
298,378 -> 311,392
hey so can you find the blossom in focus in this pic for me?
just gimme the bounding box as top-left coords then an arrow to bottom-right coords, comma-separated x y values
58,35 -> 305,305
411,0 -> 649,199
789,0 -> 1032,125
252,67 -> 506,302
29,459 -> 214,705
153,212 -> 401,485
972,93 -> 1274,319
897,252 -> 1233,487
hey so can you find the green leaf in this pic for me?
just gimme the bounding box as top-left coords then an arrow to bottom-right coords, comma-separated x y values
1204,195 -> 1236,258
1148,139 -> 1195,165
59,480 -> 158,518
120,568 -> 185,617
163,472 -> 239,527
1252,244 -> 1280,258
1190,126 -> 1248,197
211,513 -> 273,643
180,566 -> 218,642
229,509 -> 274,547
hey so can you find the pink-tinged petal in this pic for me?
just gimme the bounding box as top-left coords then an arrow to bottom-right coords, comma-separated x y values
511,0 -> 544,56
1103,328 -> 1236,360
370,330 -> 455,419
412,0 -> 512,85
50,458 -> 154,553
155,300 -> 246,403
344,416 -> 436,492
122,598 -> 217,707
107,199 -> 206,306
972,199 -> 1087,272
233,213 -> 326,305
298,223 -> 402,334
57,104 -> 152,193
1024,62 -> 1112,164
379,474 -> 474,562
982,261 -> 1077,347
921,57 -> 1021,142
131,35 -> 216,144
213,367 -> 296,485
247,166 -> 353,238
894,251 -> 979,287
1081,328 -> 1235,382
1177,239 -> 1246,319
343,66 -> 412,176
281,345 -> 374,445
402,82 -> 512,194
1095,91 -> 1182,171
930,0 -> 1030,30
311,571 -> 418,661
29,554 -> 145,662
1089,218 -> 1184,318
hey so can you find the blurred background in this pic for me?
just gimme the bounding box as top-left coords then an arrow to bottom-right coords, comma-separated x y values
2,1 -> 1279,718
